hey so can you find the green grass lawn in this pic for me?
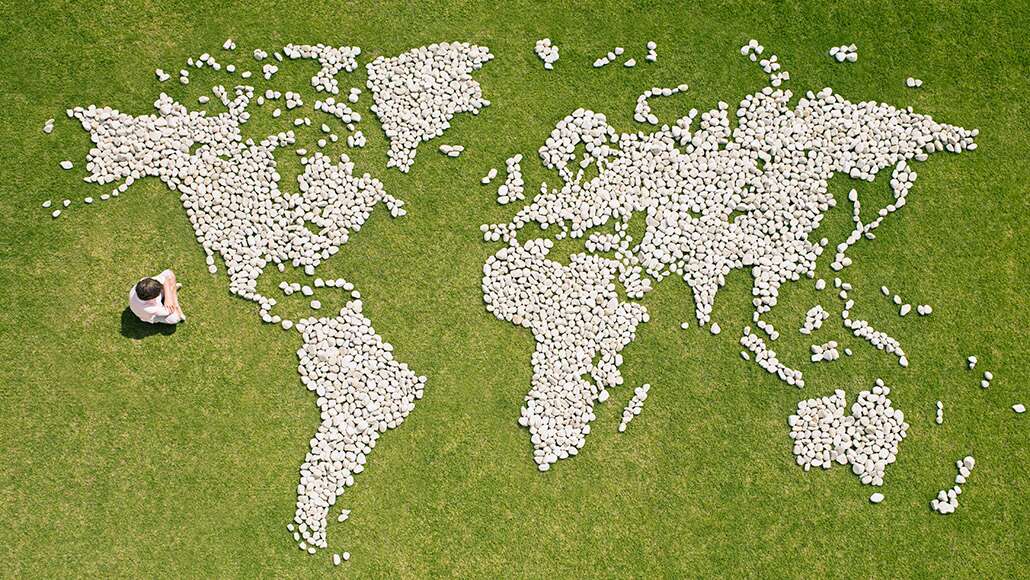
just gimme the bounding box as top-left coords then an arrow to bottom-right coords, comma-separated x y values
1,0 -> 1027,576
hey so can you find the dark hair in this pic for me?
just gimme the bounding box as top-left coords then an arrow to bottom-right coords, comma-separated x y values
136,278 -> 163,301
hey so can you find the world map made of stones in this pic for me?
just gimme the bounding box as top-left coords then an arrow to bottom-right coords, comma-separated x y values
63,40 -> 976,553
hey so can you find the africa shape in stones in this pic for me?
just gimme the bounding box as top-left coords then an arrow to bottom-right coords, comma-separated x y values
68,42 -> 491,552
481,44 -> 977,472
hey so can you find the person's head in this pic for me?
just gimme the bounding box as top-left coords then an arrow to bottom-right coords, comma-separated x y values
135,278 -> 163,301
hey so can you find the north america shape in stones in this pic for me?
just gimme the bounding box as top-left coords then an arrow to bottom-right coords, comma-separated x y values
482,42 -> 976,471
68,42 -> 487,553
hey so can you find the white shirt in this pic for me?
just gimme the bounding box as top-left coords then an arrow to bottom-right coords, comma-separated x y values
128,270 -> 181,324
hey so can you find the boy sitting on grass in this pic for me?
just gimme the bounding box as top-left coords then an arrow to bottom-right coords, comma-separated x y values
128,269 -> 185,324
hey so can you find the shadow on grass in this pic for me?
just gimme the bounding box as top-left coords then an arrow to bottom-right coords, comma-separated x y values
120,307 -> 177,339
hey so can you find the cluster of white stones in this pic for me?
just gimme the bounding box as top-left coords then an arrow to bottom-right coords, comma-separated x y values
618,384 -> 650,432
293,304 -> 427,550
254,48 -> 269,61
846,315 -> 907,366
757,53 -> 790,87
789,389 -> 848,470
155,68 -> 171,82
366,42 -> 493,173
740,41 -> 788,85
481,167 -> 498,185
830,44 -> 858,63
532,108 -> 615,183
843,385 -> 909,486
980,370 -> 993,389
482,239 -> 648,471
284,91 -> 303,109
439,143 -> 464,157
189,52 -> 222,72
284,44 -> 361,94
73,92 -> 398,299
42,117 -> 55,134
741,326 -> 804,387
314,96 -> 360,123
755,319 -> 780,341
336,507 -> 350,522
799,305 -> 829,335
481,45 -> 975,453
496,154 -> 524,205
935,400 -> 944,424
347,131 -> 366,148
645,41 -> 658,63
222,38 -> 236,51
592,46 -> 625,68
906,77 -> 924,88
739,39 -> 764,62
931,456 -> 975,514
789,382 -> 908,486
838,161 -> 919,271
810,340 -> 840,362
526,89 -> 968,327
534,38 -> 559,69
967,355 -> 977,369
634,84 -> 688,125
838,281 -> 908,365
59,38 -> 500,555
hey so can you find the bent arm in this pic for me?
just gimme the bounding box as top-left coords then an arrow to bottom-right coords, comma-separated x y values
158,270 -> 182,315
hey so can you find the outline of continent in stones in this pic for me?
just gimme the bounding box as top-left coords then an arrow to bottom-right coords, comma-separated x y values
67,41 -> 491,553
481,42 -> 976,472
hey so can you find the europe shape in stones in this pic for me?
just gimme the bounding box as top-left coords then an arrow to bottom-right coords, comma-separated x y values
68,43 -> 491,552
481,46 -> 977,472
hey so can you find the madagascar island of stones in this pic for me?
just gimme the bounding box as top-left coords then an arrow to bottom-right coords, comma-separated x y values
4,2 -> 1027,577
